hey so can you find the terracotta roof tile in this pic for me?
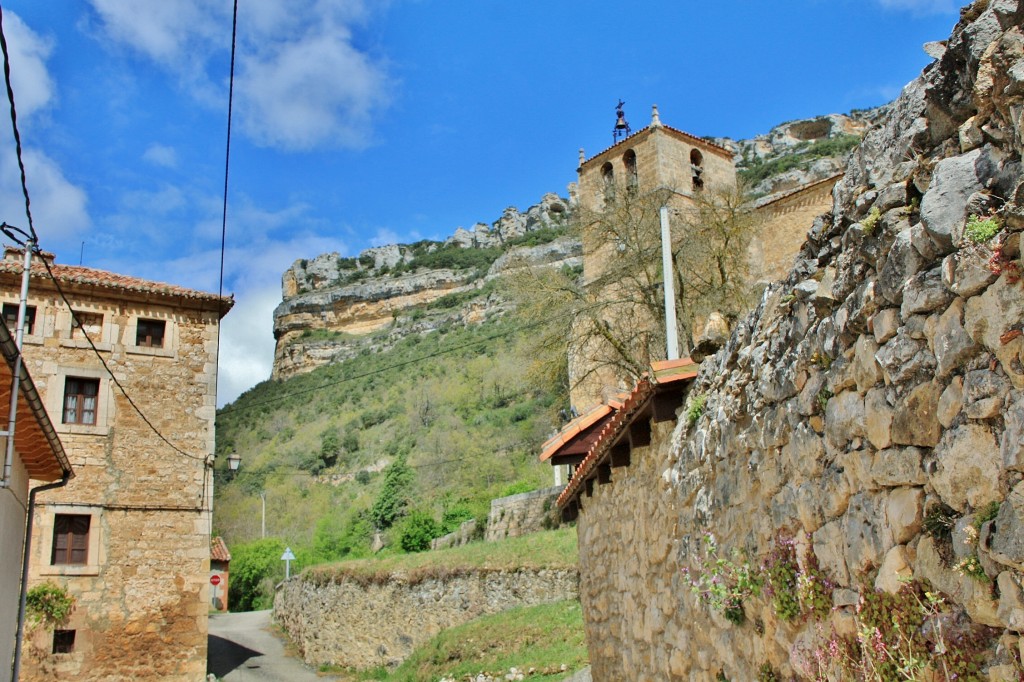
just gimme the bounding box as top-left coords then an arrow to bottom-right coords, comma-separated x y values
0,249 -> 233,314
211,536 -> 231,563
554,358 -> 698,508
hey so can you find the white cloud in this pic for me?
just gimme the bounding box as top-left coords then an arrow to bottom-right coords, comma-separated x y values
0,141 -> 90,243
142,143 -> 178,168
86,0 -> 393,151
1,12 -> 55,119
876,0 -> 958,14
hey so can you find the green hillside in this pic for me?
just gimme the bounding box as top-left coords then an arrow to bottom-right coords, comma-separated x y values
213,306 -> 565,601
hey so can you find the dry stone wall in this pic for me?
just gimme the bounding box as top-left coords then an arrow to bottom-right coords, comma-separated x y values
575,3 -> 1024,680
273,567 -> 578,670
485,486 -> 563,542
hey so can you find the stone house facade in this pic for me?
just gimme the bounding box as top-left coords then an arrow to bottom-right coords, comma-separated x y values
0,248 -> 232,681
0,318 -> 72,682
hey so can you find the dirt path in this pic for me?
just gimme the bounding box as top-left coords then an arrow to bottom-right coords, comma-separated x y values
207,610 -> 340,681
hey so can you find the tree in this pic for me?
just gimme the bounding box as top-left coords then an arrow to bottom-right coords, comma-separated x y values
369,453 -> 414,530
229,538 -> 285,612
509,184 -> 756,407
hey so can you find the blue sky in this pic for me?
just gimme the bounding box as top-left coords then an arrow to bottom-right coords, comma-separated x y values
0,0 -> 961,404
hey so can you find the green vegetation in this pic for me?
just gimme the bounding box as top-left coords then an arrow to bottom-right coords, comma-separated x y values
964,214 -> 1000,243
306,527 -> 577,583
686,394 -> 706,426
738,134 -> 861,186
335,599 -> 587,681
214,315 -> 564,610
861,206 -> 881,235
26,582 -> 75,627
389,242 -> 503,279
229,538 -> 286,611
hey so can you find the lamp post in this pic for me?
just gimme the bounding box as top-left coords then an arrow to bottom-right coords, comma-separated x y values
260,491 -> 266,539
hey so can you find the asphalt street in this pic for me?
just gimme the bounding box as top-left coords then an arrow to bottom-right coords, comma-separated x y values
207,610 -> 340,681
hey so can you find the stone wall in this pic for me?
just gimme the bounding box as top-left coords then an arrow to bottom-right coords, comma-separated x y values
430,518 -> 478,550
485,486 -> 563,542
273,567 -> 579,670
572,3 -> 1024,680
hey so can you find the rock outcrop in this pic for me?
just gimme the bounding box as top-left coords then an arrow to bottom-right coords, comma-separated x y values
271,194 -> 578,379
573,2 -> 1024,679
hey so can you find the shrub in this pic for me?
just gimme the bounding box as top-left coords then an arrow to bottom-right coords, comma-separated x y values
26,582 -> 75,626
229,538 -> 286,611
398,510 -> 441,552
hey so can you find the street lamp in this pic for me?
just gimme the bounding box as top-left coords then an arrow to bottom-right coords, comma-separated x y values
227,453 -> 241,472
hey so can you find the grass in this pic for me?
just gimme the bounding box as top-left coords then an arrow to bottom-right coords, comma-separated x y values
304,527 -> 578,585
323,599 -> 588,682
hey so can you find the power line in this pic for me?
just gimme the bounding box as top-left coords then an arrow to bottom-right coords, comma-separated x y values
218,0 -> 238,301
217,317 -> 548,416
0,4 -> 36,243
35,257 -> 207,463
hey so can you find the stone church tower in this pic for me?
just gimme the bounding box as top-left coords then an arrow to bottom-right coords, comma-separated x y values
568,105 -> 738,412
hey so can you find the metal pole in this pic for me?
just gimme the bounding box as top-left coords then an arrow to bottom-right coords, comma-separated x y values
1,241 -> 32,488
659,206 -> 679,361
260,491 -> 266,539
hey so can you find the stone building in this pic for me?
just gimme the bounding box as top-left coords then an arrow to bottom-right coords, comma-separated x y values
0,248 -> 232,681
0,319 -> 72,682
568,105 -> 838,413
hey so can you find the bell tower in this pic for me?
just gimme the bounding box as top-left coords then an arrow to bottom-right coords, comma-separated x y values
567,104 -> 738,412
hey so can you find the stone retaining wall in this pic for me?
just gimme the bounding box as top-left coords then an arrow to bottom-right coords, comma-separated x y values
485,486 -> 563,542
273,567 -> 578,670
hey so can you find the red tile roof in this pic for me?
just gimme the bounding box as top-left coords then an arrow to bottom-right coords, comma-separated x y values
0,248 -> 233,315
554,358 -> 698,508
211,536 -> 231,563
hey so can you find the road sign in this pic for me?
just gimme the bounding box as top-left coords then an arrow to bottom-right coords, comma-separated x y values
210,574 -> 222,586
281,547 -> 296,579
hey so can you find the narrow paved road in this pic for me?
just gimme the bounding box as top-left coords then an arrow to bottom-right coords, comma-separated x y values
208,610 -> 340,681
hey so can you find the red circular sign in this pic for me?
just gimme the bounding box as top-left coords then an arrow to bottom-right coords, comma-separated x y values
210,574 -> 222,586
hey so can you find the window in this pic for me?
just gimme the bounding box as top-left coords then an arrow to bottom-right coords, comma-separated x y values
2,302 -> 35,335
135,318 -> 166,348
63,378 -> 99,425
71,311 -> 103,340
690,149 -> 704,191
51,514 -> 90,565
623,149 -> 638,193
601,162 -> 615,202
52,630 -> 76,654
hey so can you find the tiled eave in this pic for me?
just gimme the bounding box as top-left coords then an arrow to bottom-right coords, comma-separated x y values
554,358 -> 697,512
753,173 -> 844,210
579,124 -> 733,173
0,322 -> 70,482
0,252 -> 234,317
211,536 -> 231,563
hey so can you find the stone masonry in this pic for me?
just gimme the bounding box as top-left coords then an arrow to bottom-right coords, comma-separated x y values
568,3 -> 1024,679
0,250 -> 231,682
274,566 -> 579,670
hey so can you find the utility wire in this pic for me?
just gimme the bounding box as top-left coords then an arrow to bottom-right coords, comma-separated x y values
217,317 -> 549,416
218,0 -> 238,301
35,257 -> 207,462
0,3 -> 36,242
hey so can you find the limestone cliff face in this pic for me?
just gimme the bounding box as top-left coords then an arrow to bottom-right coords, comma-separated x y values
573,3 -> 1024,679
272,193 -> 577,379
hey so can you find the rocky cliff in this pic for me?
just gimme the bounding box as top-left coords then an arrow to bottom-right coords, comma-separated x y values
573,2 -> 1024,679
272,193 -> 578,379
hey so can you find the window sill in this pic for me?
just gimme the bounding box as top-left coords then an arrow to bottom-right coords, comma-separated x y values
126,345 -> 174,359
59,339 -> 112,352
56,423 -> 110,437
39,564 -> 100,577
